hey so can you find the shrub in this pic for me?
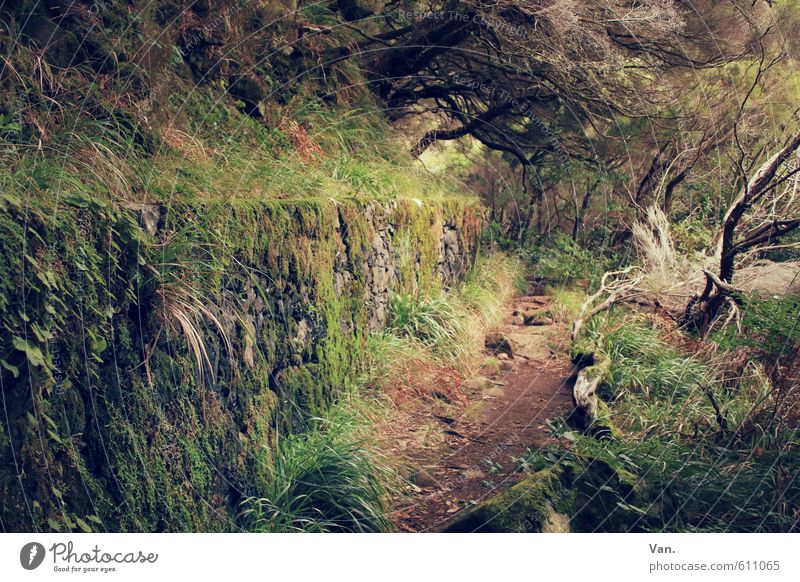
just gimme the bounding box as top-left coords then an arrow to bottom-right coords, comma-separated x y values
713,291 -> 800,364
523,232 -> 610,286
671,213 -> 715,255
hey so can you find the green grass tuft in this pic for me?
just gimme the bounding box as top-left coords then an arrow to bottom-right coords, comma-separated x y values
240,393 -> 393,533
387,292 -> 468,363
382,253 -> 523,369
598,320 -> 710,401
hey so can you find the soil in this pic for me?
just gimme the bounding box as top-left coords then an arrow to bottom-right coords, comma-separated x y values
387,289 -> 578,532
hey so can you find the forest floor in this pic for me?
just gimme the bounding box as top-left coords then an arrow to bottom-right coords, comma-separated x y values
386,286 -> 578,532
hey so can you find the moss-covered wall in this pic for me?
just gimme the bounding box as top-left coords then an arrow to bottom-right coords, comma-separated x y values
0,195 -> 483,532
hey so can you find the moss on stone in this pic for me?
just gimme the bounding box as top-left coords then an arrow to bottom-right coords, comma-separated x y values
443,466 -> 574,533
442,451 -> 652,533
590,399 -> 621,440
0,191 -> 480,532
567,456 -> 647,532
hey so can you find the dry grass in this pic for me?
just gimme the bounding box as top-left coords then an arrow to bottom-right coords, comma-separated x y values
277,118 -> 324,163
372,253 -> 523,384
160,124 -> 216,162
145,276 -> 234,401
631,205 -> 699,306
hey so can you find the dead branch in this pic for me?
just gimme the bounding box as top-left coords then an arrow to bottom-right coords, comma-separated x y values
700,267 -> 743,296
571,266 -> 644,342
702,384 -> 729,432
687,131 -> 800,333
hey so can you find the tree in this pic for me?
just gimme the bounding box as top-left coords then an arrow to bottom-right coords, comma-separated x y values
683,23 -> 800,333
344,0 -> 748,165
686,130 -> 800,333
324,0 -> 776,241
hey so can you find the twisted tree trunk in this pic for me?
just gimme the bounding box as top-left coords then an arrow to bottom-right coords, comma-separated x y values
687,132 -> 800,333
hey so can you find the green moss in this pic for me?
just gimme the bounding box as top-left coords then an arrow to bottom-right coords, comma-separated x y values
590,399 -> 621,439
442,453 -> 651,533
392,200 -> 445,295
443,467 -> 573,533
567,457 -> 646,532
246,388 -> 278,489
0,189 -> 480,532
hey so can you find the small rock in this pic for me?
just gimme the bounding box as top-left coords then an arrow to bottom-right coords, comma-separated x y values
524,314 -> 554,326
464,376 -> 491,391
481,358 -> 501,375
518,295 -> 547,305
412,468 -> 438,489
543,511 -> 572,533
122,203 -> 160,236
485,332 -> 514,358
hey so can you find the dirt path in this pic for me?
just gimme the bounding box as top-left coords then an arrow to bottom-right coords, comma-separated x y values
391,289 -> 577,532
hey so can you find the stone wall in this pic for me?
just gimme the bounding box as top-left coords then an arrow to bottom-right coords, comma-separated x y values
0,195 -> 483,532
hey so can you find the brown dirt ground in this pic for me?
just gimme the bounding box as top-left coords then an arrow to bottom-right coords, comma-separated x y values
384,291 -> 578,532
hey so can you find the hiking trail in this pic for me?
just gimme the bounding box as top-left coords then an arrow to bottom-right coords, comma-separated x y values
389,285 -> 577,532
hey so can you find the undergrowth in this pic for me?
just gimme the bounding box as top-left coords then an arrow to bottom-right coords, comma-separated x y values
523,232 -> 614,287
595,319 -> 711,403
547,287 -> 587,323
549,313 -> 800,532
240,390 -> 394,533
713,290 -> 800,366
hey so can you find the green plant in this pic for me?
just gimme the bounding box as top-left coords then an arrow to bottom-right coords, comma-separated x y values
459,253 -> 525,325
479,221 -> 516,249
362,331 -> 431,388
387,292 -> 468,362
240,395 -> 393,533
670,211 -> 715,254
713,291 -> 800,362
0,112 -> 22,138
383,252 -> 523,367
142,227 -> 234,388
548,287 -> 587,322
524,232 -> 610,285
593,319 -> 710,401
